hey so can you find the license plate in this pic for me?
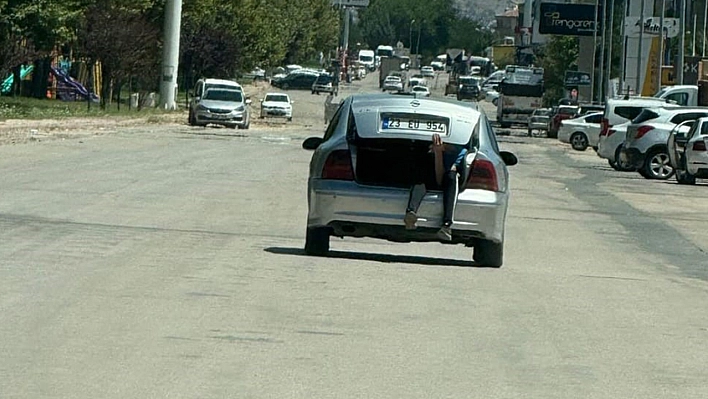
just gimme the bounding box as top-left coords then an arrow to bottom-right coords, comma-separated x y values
381,117 -> 448,134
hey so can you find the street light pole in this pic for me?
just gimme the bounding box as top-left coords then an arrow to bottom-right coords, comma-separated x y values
598,0 -> 607,103
591,0 -> 600,102
605,0 -> 615,97
415,24 -> 422,56
677,0 -> 686,84
159,0 -> 182,110
409,19 -> 415,50
635,0 -> 645,95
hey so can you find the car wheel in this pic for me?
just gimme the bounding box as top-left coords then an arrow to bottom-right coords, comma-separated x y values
304,227 -> 330,256
473,239 -> 503,268
643,149 -> 674,180
500,123 -> 511,129
492,98 -> 498,106
609,159 -> 621,170
614,146 -> 635,172
570,132 -> 589,151
676,169 -> 697,185
527,129 -> 532,137
287,117 -> 293,122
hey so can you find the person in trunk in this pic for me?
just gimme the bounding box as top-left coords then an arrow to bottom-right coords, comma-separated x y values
404,133 -> 468,241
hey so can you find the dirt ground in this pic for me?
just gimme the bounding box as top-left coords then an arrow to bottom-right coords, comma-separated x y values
0,79 -> 335,146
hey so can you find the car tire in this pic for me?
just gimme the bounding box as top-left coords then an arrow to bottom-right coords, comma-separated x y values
527,129 -> 533,137
500,123 -> 511,129
642,148 -> 674,180
546,129 -> 558,139
287,117 -> 293,122
676,169 -> 697,185
473,239 -> 503,268
492,98 -> 498,106
304,227 -> 330,256
570,132 -> 589,151
188,111 -> 196,126
614,146 -> 635,172
609,159 -> 621,170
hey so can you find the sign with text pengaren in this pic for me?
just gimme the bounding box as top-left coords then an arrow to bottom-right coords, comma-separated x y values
331,0 -> 369,6
539,3 -> 601,36
565,71 -> 592,87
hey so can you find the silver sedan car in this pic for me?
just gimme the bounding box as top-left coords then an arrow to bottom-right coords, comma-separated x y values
302,94 -> 518,267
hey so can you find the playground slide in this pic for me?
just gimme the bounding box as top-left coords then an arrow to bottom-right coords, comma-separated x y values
1,65 -> 34,94
50,66 -> 99,102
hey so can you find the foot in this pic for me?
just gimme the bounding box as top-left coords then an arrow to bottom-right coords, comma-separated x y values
404,210 -> 418,230
437,224 -> 452,241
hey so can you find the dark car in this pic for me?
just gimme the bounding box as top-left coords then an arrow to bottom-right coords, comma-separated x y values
312,74 -> 336,95
547,105 -> 579,139
456,76 -> 481,101
271,72 -> 319,90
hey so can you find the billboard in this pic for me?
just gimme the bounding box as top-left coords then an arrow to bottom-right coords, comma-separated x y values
564,71 -> 592,87
624,17 -> 680,38
539,3 -> 601,36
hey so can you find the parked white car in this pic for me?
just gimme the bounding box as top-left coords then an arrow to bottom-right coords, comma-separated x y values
669,117 -> 708,184
421,66 -> 435,77
408,76 -> 427,87
411,85 -> 431,97
621,107 -> 708,180
383,75 -> 404,92
597,122 -> 633,171
558,112 -> 603,151
485,89 -> 500,106
260,92 -> 293,121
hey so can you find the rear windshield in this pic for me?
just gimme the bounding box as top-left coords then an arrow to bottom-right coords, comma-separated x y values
614,106 -> 645,121
632,109 -> 661,124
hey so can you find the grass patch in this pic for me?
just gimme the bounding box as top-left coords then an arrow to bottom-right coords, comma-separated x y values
0,96 -> 181,120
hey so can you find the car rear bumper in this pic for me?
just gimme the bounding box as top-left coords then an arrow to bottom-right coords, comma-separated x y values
307,179 -> 508,243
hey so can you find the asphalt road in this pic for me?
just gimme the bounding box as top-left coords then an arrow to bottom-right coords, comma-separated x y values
2,71 -> 708,398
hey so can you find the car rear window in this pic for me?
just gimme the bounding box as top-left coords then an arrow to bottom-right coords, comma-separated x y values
670,112 -> 708,124
614,106 -> 645,121
632,109 -> 661,124
585,113 -> 602,123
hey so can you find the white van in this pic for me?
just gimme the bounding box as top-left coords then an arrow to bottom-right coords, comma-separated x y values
654,85 -> 698,106
358,49 -> 375,71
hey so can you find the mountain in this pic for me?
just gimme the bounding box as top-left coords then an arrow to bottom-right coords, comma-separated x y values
454,0 -> 514,24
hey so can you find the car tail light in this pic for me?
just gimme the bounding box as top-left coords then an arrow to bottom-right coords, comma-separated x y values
607,129 -> 616,137
322,150 -> 354,180
693,141 -> 707,151
600,118 -> 610,136
466,159 -> 499,192
635,125 -> 655,139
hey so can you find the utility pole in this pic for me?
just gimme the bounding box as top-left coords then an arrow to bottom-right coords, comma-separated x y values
606,0 -> 615,97
159,0 -> 182,110
598,0 -> 607,103
619,0 -> 629,94
658,0 -> 665,90
703,0 -> 708,57
342,7 -> 351,52
677,0 -> 686,84
591,0 -> 600,102
635,0 -> 645,95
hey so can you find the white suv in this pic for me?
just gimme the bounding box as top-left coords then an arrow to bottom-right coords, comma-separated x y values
597,97 -> 669,170
621,107 -> 708,179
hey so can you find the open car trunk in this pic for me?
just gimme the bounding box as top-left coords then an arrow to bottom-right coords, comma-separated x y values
352,138 -> 442,189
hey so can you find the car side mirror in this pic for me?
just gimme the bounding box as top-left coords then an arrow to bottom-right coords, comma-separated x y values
500,151 -> 518,166
302,137 -> 323,150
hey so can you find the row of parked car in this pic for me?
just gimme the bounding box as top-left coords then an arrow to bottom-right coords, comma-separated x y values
534,96 -> 708,183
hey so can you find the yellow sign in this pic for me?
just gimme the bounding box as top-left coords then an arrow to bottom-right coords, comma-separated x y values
642,37 -> 660,96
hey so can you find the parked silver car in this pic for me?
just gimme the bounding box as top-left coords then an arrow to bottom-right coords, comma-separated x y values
621,106 -> 708,179
302,94 -> 518,267
193,88 -> 251,129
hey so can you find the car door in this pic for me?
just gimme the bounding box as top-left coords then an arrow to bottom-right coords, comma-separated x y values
668,120 -> 696,169
584,113 -> 603,146
685,120 -> 708,174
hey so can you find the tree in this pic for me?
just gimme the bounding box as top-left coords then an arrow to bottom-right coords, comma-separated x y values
536,36 -> 579,106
